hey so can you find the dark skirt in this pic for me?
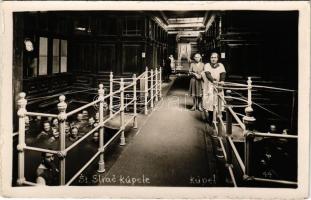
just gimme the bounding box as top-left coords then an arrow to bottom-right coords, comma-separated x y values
189,77 -> 203,97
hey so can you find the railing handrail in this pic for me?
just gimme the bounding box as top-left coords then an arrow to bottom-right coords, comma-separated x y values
227,106 -> 246,131
215,81 -> 297,93
211,77 -> 297,187
16,66 -> 162,186
253,131 -> 298,139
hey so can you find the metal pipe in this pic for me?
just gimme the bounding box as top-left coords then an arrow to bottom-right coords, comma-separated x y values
98,84 -> 105,173
155,68 -> 159,102
219,116 -> 226,133
228,107 -> 246,131
26,112 -> 58,118
215,87 -> 248,91
124,99 -> 135,110
137,71 -> 146,80
23,146 -> 59,154
66,99 -> 101,117
65,125 -> 100,152
228,137 -> 245,173
223,81 -> 248,87
103,128 -> 123,150
225,91 -> 234,167
252,85 -> 296,92
66,151 -> 101,186
228,166 -> 237,187
217,94 -> 223,137
253,177 -> 297,186
253,132 -> 298,139
247,82 -> 254,104
218,137 -> 227,160
123,82 -> 135,91
120,78 -> 126,146
212,84 -> 217,128
150,69 -> 154,109
159,67 -> 162,99
226,107 -> 233,137
226,96 -> 249,104
217,93 -> 227,104
110,72 -> 113,118
133,74 -> 138,129
23,180 -> 37,186
243,102 -> 256,178
144,67 -> 148,115
104,108 -> 122,124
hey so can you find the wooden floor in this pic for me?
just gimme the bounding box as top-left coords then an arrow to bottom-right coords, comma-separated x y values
97,75 -> 219,187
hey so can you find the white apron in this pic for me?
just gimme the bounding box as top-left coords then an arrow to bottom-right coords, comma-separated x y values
201,63 -> 226,112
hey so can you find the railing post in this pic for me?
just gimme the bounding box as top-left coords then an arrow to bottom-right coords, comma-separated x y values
159,67 -> 162,99
144,67 -> 148,115
155,68 -> 159,102
57,95 -> 67,185
109,71 -> 113,118
243,105 -> 256,180
16,92 -> 27,185
225,90 -> 233,166
120,78 -> 126,146
217,89 -> 223,137
247,77 -> 252,108
150,69 -> 154,109
133,74 -> 138,129
98,84 -> 105,172
212,83 -> 218,135
226,90 -> 233,136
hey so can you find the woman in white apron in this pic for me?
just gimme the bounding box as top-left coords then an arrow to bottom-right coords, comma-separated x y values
201,52 -> 226,123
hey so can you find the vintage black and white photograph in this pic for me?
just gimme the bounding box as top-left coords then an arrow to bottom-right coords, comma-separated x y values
0,1 -> 310,199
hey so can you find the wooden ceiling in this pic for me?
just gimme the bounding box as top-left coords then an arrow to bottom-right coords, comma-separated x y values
155,11 -> 211,38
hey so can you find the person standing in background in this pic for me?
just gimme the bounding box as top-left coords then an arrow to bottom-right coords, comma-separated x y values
169,54 -> 175,73
164,55 -> 173,82
189,53 -> 204,111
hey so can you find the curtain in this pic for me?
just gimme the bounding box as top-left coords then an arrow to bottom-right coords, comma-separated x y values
177,43 -> 191,62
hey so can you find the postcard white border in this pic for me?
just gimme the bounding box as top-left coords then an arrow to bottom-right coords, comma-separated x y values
0,1 -> 310,199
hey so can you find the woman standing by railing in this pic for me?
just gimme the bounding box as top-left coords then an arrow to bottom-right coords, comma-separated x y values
189,53 -> 205,111
202,52 -> 226,123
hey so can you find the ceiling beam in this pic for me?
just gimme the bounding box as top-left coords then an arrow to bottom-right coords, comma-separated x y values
167,23 -> 205,28
203,11 -> 210,26
159,11 -> 169,26
168,30 -> 204,35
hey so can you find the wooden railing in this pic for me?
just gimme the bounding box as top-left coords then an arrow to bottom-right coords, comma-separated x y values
16,67 -> 162,186
211,78 -> 297,187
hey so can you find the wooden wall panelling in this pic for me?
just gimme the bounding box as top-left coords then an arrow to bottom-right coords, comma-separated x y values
13,13 -> 25,131
97,43 -> 116,73
122,43 -> 142,75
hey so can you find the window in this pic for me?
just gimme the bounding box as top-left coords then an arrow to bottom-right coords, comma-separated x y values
123,16 -> 142,35
39,37 -> 48,75
52,39 -> 67,74
60,40 -> 67,73
24,37 -> 67,78
52,39 -> 60,73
